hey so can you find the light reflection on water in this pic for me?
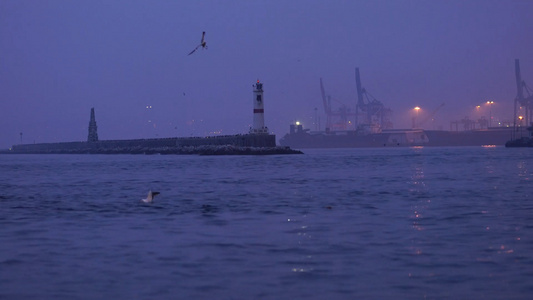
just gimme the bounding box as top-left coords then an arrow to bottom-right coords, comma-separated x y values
0,147 -> 532,299
517,160 -> 529,180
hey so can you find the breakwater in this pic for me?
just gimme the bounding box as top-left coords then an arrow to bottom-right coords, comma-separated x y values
5,134 -> 303,155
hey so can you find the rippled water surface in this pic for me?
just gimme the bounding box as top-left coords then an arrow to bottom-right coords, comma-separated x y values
1,147 -> 532,299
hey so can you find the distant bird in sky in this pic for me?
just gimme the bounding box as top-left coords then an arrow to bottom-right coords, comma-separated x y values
141,190 -> 160,203
188,31 -> 207,55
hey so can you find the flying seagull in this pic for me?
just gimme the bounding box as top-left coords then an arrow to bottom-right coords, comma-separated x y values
188,31 -> 207,55
141,190 -> 160,203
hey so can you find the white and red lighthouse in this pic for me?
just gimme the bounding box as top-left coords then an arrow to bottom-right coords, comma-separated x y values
250,80 -> 268,134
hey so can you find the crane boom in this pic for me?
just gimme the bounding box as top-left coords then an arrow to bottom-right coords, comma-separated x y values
418,103 -> 445,128
514,59 -> 533,132
320,78 -> 330,114
355,68 -> 364,107
516,59 -> 524,102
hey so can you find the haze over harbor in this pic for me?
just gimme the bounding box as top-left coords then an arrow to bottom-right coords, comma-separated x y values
2,1 -> 533,149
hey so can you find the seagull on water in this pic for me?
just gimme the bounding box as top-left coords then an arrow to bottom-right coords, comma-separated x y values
188,31 -> 207,55
142,190 -> 160,203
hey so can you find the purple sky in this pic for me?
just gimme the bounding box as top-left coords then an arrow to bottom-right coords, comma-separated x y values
1,0 -> 533,148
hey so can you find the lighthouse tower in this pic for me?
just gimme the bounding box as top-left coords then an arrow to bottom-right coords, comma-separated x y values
250,80 -> 268,134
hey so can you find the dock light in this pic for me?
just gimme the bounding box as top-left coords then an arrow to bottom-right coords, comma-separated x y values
486,101 -> 494,127
413,107 -> 421,128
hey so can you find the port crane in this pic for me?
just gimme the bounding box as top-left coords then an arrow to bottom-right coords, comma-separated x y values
320,78 -> 356,130
514,59 -> 533,134
355,68 -> 393,133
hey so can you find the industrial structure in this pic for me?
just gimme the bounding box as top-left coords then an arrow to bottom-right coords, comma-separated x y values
320,78 -> 355,131
318,68 -> 393,133
281,63 -> 525,148
505,59 -> 533,147
354,68 -> 393,133
514,59 -> 533,135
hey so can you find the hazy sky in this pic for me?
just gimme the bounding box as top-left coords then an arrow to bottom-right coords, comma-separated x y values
1,0 -> 533,148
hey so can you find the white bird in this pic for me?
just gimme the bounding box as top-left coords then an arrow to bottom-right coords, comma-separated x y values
188,31 -> 207,55
141,190 -> 160,203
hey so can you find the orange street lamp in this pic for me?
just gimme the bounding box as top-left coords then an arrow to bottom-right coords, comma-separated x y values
413,107 -> 421,128
486,101 -> 494,127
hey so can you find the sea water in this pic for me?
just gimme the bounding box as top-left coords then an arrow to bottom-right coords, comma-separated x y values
0,147 -> 532,299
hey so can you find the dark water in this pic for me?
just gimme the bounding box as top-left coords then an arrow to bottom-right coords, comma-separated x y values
1,147 -> 532,299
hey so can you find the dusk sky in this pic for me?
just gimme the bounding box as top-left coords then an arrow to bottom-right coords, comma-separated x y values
1,0 -> 533,148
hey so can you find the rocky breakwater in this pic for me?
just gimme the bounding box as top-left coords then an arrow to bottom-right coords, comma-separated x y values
88,145 -> 303,155
189,145 -> 303,155
5,144 -> 303,155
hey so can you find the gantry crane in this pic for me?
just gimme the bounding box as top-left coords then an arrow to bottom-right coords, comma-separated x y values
514,59 -> 533,134
320,78 -> 356,130
355,68 -> 393,132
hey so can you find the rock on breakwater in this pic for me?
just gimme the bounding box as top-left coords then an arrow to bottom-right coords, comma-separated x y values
3,144 -> 303,155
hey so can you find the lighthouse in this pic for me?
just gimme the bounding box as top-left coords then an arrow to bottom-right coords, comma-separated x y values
250,80 -> 268,134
